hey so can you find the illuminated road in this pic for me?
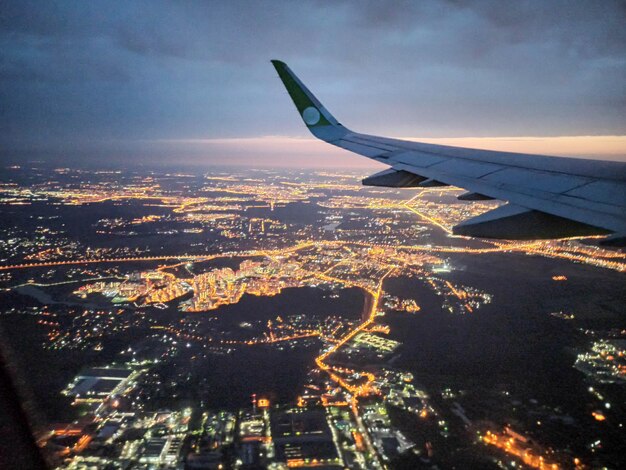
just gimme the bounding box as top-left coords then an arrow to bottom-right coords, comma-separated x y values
482,430 -> 561,469
403,192 -> 453,234
0,255 -> 214,271
1,235 -> 624,274
313,267 -> 395,469
314,266 -> 393,388
0,243 -> 316,272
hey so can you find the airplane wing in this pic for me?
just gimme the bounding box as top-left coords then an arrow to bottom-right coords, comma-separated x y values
271,60 -> 626,244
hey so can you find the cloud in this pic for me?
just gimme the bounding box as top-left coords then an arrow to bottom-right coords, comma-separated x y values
0,0 -> 624,165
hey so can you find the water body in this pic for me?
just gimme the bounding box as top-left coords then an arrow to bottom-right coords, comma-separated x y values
15,284 -> 105,308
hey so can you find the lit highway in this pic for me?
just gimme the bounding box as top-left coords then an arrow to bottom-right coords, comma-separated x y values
2,167 -> 624,469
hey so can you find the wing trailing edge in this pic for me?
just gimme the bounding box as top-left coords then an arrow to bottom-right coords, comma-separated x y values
453,204 -> 610,240
272,60 -> 626,242
362,169 -> 426,187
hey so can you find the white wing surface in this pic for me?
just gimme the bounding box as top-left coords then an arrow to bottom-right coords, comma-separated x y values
272,60 -> 626,243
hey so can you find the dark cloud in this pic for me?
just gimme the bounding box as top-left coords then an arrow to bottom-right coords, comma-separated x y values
0,0 -> 624,165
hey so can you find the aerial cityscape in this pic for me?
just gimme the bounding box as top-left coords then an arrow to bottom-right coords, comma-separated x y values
2,2 -> 625,469
0,164 -> 624,469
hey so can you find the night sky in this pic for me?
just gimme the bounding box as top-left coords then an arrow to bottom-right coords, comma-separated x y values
1,0 -> 625,167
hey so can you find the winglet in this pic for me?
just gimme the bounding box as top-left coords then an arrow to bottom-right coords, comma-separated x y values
271,60 -> 348,141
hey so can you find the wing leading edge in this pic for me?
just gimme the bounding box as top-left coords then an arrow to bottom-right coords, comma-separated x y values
271,60 -> 626,243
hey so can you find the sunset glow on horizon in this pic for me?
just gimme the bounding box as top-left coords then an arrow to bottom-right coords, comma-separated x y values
150,134 -> 626,168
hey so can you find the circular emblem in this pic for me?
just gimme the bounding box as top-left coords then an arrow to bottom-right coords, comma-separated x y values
302,107 -> 321,126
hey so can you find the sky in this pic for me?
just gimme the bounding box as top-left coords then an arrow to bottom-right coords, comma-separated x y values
1,0 -> 625,168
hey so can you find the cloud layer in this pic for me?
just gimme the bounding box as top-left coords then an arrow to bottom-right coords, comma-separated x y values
1,0 -> 625,166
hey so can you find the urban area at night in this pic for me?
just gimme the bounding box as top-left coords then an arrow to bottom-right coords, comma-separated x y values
0,164 -> 624,469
